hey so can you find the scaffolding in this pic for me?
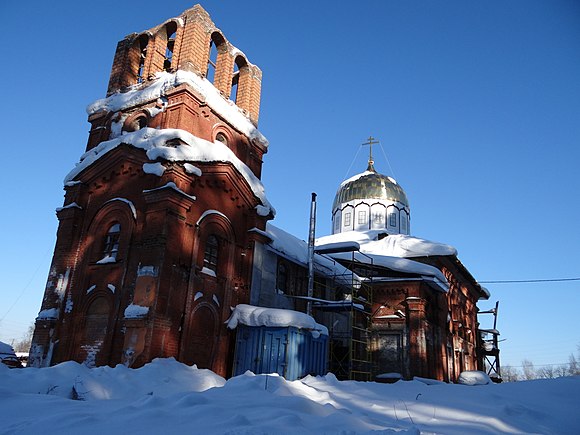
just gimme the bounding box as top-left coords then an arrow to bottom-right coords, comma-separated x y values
311,245 -> 374,381
478,301 -> 502,382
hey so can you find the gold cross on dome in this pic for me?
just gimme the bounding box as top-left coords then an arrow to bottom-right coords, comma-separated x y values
362,136 -> 378,171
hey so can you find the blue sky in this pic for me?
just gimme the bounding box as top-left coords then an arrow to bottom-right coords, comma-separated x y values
1,1 -> 579,369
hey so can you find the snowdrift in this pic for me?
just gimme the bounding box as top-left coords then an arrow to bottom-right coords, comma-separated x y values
1,358 -> 579,434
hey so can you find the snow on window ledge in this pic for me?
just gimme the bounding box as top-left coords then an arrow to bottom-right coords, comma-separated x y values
96,256 -> 117,265
124,304 -> 149,319
201,267 -> 216,277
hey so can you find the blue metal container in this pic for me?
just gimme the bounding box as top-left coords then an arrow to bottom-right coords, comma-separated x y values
232,324 -> 328,380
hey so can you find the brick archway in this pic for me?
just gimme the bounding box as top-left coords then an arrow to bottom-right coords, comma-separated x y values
182,302 -> 219,368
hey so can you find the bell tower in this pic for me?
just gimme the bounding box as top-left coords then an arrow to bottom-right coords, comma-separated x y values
30,5 -> 274,376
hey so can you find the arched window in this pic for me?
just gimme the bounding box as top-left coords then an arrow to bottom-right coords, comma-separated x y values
123,114 -> 148,133
203,235 -> 219,273
231,62 -> 239,102
206,33 -> 225,83
136,35 -> 149,84
102,223 -> 121,261
215,132 -> 228,146
163,22 -> 177,72
232,56 -> 249,104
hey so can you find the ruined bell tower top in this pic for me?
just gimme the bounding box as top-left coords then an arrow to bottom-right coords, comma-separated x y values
105,4 -> 262,124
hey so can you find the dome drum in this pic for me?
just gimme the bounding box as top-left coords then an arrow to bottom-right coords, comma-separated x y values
332,167 -> 410,236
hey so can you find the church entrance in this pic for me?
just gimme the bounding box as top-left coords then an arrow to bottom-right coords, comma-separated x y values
183,303 -> 218,369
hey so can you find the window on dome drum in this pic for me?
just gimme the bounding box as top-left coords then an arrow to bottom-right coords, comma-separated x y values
344,212 -> 351,227
334,216 -> 340,232
276,261 -> 288,294
358,211 -> 367,225
203,235 -> 219,273
401,215 -> 407,233
103,223 -> 121,260
373,213 -> 383,224
389,212 -> 397,227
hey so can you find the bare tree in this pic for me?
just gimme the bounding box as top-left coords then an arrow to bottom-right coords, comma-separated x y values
537,365 -> 556,379
521,359 -> 536,380
554,364 -> 570,378
12,323 -> 34,353
501,365 -> 520,382
569,353 -> 579,376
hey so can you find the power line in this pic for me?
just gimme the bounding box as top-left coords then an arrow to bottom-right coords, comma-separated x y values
0,246 -> 52,322
503,362 -> 575,368
480,277 -> 580,284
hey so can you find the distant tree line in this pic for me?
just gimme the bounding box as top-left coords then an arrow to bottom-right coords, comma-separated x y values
499,345 -> 580,381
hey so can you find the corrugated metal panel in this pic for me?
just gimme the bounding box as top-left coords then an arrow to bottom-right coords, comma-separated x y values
233,325 -> 328,380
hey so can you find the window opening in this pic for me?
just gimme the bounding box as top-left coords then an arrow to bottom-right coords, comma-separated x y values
207,40 -> 218,82
373,212 -> 383,224
389,212 -> 397,227
401,214 -> 407,233
231,62 -> 239,102
203,235 -> 219,273
277,262 -> 288,294
344,212 -> 351,227
136,36 -> 148,84
163,23 -> 177,71
358,210 -> 367,225
103,223 -> 121,260
215,132 -> 228,145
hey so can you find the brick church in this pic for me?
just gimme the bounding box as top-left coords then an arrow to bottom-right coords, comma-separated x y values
30,4 -> 496,382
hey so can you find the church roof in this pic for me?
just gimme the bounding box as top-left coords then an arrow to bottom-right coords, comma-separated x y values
317,230 -> 457,258
332,165 -> 409,211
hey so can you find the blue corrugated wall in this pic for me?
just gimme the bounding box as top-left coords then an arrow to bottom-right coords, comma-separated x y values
232,325 -> 328,380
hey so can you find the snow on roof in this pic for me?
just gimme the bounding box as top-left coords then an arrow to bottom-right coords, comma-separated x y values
0,341 -> 16,356
87,70 -> 268,147
317,230 -> 457,258
226,304 -> 328,337
266,223 -> 359,286
37,308 -> 59,320
315,241 -> 360,254
340,170 -> 372,187
480,286 -> 491,299
64,127 -> 275,217
457,370 -> 492,386
329,250 -> 449,290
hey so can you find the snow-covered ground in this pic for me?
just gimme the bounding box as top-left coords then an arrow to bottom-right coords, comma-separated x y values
1,358 -> 578,434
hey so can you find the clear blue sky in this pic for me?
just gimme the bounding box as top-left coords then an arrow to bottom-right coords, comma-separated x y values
1,1 -> 579,369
